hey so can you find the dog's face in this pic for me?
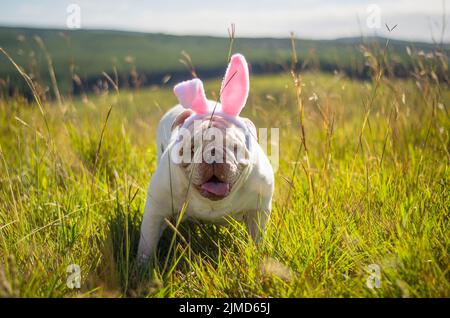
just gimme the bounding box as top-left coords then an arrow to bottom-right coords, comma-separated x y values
172,112 -> 253,200
171,54 -> 254,200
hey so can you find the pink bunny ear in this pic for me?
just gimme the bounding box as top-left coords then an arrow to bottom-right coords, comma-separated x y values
220,54 -> 249,116
173,78 -> 209,114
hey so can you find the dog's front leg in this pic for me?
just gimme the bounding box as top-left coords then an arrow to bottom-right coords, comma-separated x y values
137,192 -> 169,266
245,205 -> 271,245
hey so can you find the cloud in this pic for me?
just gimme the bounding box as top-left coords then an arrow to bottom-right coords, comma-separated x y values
0,0 -> 448,42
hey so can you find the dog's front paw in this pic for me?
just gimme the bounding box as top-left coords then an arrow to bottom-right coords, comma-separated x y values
136,251 -> 151,268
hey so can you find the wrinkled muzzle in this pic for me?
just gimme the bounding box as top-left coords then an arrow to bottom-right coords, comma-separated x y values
195,145 -> 239,199
173,119 -> 250,200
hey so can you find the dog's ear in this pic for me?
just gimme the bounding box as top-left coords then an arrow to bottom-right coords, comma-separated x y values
172,109 -> 194,131
220,54 -> 249,116
174,78 -> 209,114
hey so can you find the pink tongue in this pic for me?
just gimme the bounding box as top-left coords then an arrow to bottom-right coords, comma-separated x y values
201,182 -> 230,196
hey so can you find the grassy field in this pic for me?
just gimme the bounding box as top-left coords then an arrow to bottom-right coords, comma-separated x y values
0,42 -> 449,297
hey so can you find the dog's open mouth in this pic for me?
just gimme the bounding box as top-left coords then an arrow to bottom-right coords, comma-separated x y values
198,176 -> 230,200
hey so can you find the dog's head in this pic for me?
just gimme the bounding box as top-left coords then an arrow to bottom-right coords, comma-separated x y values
171,54 -> 256,201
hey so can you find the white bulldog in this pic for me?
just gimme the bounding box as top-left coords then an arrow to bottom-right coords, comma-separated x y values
137,54 -> 274,264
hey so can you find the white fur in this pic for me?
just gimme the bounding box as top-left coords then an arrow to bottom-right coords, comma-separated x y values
137,103 -> 274,264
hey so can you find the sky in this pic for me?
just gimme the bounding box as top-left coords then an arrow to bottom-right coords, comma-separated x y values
0,0 -> 448,43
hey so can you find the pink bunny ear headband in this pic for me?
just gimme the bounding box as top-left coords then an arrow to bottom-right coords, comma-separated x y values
173,54 -> 250,132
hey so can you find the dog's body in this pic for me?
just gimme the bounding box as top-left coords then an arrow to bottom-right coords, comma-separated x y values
137,55 -> 274,264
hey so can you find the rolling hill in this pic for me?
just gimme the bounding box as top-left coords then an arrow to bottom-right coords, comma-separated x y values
0,26 -> 447,96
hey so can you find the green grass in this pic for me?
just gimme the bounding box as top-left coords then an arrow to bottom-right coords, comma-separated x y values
0,66 -> 449,296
